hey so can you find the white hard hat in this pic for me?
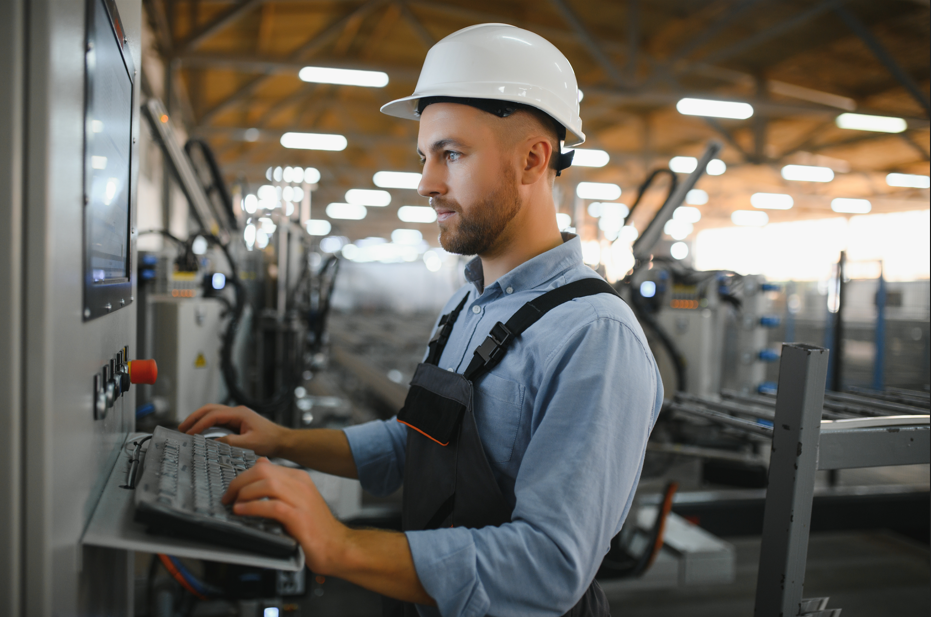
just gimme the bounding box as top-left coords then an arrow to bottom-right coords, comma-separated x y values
381,23 -> 585,147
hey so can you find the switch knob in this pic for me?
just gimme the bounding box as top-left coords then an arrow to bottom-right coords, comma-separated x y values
128,359 -> 158,384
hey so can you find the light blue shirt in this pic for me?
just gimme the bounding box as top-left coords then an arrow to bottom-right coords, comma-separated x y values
343,234 -> 663,617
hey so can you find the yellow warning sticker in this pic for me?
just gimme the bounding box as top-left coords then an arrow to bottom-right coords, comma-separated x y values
194,353 -> 207,368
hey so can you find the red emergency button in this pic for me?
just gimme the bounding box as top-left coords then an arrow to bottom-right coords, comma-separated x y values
127,359 -> 158,384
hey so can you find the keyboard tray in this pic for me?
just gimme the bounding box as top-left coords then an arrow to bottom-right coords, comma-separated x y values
82,435 -> 305,572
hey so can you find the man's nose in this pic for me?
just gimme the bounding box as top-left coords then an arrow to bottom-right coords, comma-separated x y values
418,158 -> 447,197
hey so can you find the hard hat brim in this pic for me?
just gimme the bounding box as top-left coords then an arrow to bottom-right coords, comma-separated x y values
380,94 -> 586,147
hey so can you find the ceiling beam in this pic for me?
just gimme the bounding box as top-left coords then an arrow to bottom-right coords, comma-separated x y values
197,0 -> 388,126
699,0 -> 847,66
665,0 -> 766,65
398,1 -> 435,48
180,0 -> 264,52
834,5 -> 931,117
174,51 -> 931,125
548,0 -> 628,86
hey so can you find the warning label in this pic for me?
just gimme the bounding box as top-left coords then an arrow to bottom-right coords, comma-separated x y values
194,353 -> 207,368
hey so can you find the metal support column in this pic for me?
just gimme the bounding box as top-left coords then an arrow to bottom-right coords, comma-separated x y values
753,344 -> 830,617
872,267 -> 886,391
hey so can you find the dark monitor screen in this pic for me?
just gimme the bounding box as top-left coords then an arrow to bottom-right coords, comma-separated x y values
83,0 -> 134,319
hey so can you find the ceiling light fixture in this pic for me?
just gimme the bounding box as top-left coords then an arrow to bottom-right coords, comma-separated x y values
373,171 -> 422,189
391,229 -> 424,245
731,210 -> 769,227
298,66 -> 389,88
306,219 -> 332,236
781,165 -> 834,182
673,206 -> 702,223
835,113 -> 907,134
676,97 -> 754,119
345,188 -> 391,207
886,173 -> 930,189
576,182 -> 622,200
304,167 -> 321,184
280,132 -> 348,151
751,193 -> 794,210
326,203 -> 367,220
831,198 -> 871,214
686,189 -> 709,205
397,205 -> 437,223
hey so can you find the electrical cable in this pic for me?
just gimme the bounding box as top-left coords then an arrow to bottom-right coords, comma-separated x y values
138,228 -> 185,247
199,233 -> 301,417
157,554 -> 207,600
620,168 -> 688,393
625,168 -> 678,224
167,555 -> 223,597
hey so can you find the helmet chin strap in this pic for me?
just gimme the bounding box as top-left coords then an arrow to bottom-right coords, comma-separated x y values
555,148 -> 574,177
417,96 -> 574,176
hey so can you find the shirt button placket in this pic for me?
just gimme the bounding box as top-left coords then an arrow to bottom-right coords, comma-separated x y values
472,305 -> 481,314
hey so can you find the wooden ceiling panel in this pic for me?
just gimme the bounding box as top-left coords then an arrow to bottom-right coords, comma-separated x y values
144,0 -> 930,244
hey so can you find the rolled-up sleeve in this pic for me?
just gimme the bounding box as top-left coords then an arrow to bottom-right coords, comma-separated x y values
343,417 -> 408,497
405,315 -> 662,617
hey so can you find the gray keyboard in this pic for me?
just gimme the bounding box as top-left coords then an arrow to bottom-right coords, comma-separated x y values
134,426 -> 298,557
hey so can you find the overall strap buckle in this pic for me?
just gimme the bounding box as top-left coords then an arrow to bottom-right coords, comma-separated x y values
474,322 -> 513,365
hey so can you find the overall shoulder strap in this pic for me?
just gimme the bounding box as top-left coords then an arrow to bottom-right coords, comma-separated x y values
424,292 -> 470,366
463,277 -> 619,381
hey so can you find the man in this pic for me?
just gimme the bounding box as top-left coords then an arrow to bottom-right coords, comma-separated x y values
180,23 -> 662,617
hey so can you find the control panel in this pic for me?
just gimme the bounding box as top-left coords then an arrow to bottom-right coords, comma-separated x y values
93,345 -> 157,420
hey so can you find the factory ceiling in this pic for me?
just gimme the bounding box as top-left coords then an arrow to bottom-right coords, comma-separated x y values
143,0 -> 931,242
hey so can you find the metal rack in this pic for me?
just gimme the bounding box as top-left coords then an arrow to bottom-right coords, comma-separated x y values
666,344 -> 930,617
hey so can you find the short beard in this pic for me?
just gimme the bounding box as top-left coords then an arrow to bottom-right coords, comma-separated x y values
435,167 -> 521,256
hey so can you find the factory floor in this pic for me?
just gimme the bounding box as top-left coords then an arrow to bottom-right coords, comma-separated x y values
295,530 -> 929,617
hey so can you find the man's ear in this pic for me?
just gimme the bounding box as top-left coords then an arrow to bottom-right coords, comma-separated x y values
521,137 -> 554,185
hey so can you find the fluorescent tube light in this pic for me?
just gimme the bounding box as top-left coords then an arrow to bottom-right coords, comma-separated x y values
576,182 -> 622,200
673,206 -> 702,223
326,203 -> 367,220
686,189 -> 708,205
831,198 -> 871,214
298,66 -> 389,88
836,113 -> 907,134
751,193 -> 794,210
781,165 -> 834,183
886,173 -> 930,189
731,210 -> 769,226
664,219 -> 693,240
669,156 -> 726,176
373,171 -> 422,189
306,219 -> 332,236
280,132 -> 348,151
304,167 -> 321,184
391,229 -> 424,245
398,205 -> 437,223
345,189 -> 391,207
564,148 -> 609,168
676,97 -> 753,119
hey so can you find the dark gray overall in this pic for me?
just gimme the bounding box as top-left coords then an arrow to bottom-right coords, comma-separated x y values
385,278 -> 617,617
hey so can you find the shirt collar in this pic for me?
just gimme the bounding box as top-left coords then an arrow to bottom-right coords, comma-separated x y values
463,232 -> 582,295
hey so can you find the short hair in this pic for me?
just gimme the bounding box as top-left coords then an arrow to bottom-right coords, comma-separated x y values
507,106 -> 564,173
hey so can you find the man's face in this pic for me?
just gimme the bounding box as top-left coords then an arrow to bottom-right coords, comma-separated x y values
417,103 -> 521,256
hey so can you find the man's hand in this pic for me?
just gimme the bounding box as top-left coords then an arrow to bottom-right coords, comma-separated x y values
224,460 -> 435,606
179,404 -> 287,457
223,458 -> 343,573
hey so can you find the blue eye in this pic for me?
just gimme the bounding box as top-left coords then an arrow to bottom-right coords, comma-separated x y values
446,151 -> 461,162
